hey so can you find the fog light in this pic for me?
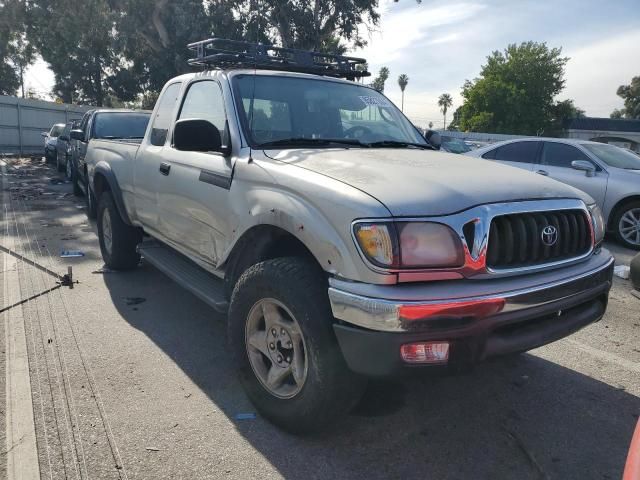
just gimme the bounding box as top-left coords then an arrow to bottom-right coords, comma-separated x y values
400,342 -> 449,364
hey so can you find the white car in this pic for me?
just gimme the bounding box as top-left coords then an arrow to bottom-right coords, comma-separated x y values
41,123 -> 65,163
466,138 -> 640,249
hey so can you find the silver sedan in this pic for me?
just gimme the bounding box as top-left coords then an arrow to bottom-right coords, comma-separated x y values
466,138 -> 640,249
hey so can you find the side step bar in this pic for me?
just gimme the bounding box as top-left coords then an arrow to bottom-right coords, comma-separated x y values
138,241 -> 229,313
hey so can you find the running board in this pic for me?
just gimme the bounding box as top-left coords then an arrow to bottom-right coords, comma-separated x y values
138,241 -> 229,313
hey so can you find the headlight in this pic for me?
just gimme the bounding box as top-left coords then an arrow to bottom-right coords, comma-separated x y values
354,222 -> 463,269
588,204 -> 605,245
397,222 -> 464,267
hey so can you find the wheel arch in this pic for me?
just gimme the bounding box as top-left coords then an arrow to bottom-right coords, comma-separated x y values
223,224 -> 323,297
93,162 -> 133,225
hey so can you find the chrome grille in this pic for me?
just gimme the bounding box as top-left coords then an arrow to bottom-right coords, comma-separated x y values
486,209 -> 592,269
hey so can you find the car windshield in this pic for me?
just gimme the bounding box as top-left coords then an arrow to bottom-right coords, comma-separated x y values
93,112 -> 151,139
49,124 -> 64,137
441,136 -> 472,153
583,143 -> 640,170
233,74 -> 426,148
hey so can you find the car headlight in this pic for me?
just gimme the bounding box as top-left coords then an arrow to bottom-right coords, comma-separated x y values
588,204 -> 605,245
354,222 -> 464,269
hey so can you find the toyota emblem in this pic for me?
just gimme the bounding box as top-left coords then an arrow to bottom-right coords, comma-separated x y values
541,225 -> 558,246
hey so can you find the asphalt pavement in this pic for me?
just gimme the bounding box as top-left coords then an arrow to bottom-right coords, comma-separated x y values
1,157 -> 639,480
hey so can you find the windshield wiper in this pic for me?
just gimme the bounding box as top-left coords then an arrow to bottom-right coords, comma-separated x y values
258,137 -> 368,148
366,140 -> 433,150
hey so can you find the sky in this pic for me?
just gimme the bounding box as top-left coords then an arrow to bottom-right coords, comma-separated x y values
24,0 -> 640,128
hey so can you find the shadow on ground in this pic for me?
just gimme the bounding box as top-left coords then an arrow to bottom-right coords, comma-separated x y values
102,263 -> 639,480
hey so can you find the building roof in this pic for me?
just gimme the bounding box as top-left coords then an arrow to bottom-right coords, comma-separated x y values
565,117 -> 640,133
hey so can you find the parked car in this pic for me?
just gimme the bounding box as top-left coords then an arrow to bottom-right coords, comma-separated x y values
466,138 -> 640,249
83,38 -> 613,433
69,109 -> 151,217
55,120 -> 80,176
41,123 -> 65,163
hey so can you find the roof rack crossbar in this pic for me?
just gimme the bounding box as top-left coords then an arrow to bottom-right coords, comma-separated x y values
187,38 -> 370,80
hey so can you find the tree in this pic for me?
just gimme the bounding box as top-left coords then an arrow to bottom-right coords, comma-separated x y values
548,99 -> 585,136
457,42 -> 570,135
371,66 -> 389,92
0,0 -> 33,96
438,93 -> 453,129
610,109 -> 624,119
397,74 -> 408,111
613,76 -> 640,119
428,121 -> 433,129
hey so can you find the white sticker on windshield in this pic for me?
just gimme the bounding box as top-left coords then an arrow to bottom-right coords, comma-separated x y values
359,96 -> 391,108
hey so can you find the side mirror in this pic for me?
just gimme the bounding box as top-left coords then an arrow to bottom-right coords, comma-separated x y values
571,160 -> 596,177
173,119 -> 228,154
70,129 -> 84,141
425,130 -> 441,150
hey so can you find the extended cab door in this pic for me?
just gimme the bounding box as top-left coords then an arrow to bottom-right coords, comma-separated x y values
156,79 -> 234,266
133,82 -> 182,231
537,141 -> 608,206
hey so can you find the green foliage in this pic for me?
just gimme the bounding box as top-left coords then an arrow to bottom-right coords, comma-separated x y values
0,0 -> 33,96
371,66 -> 389,92
613,76 -> 640,119
397,74 -> 408,92
457,42 -> 573,135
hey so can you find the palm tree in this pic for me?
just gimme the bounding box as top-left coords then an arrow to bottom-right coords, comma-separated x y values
397,74 -> 409,111
438,93 -> 453,129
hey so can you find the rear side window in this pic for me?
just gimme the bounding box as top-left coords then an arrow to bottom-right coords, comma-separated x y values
150,83 -> 182,146
93,113 -> 151,140
481,148 -> 497,159
493,141 -> 539,163
540,142 -> 592,168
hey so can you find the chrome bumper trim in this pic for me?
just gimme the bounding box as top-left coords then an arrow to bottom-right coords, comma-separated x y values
329,256 -> 614,332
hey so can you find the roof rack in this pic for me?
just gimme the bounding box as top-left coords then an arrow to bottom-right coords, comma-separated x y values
187,38 -> 370,80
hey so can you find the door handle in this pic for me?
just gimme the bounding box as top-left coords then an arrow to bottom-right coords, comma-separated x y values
159,162 -> 171,176
536,169 -> 548,176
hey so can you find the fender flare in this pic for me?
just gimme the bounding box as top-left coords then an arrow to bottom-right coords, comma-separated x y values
93,161 -> 133,225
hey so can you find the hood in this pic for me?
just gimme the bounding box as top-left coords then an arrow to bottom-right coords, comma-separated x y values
265,148 -> 592,217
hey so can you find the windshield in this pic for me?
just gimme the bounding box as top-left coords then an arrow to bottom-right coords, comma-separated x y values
233,74 -> 426,148
93,112 -> 151,139
49,124 -> 64,137
583,143 -> 640,170
441,136 -> 472,154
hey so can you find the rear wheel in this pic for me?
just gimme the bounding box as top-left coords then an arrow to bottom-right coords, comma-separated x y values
56,153 -> 65,172
65,155 -> 73,180
86,186 -> 97,219
97,191 -> 141,270
228,257 -> 366,433
71,159 -> 82,196
613,201 -> 640,250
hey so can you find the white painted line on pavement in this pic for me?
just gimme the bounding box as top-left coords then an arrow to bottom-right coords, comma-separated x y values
4,253 -> 41,479
566,338 -> 640,374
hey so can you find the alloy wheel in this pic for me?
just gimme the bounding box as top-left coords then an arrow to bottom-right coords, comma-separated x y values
619,208 -> 640,246
245,298 -> 308,399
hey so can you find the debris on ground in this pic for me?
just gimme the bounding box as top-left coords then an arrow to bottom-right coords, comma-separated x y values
614,265 -> 630,279
145,447 -> 160,452
124,297 -> 146,306
60,250 -> 85,258
92,267 -> 115,274
234,413 -> 256,420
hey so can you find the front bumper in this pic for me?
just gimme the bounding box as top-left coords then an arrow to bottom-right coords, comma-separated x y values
330,250 -> 614,376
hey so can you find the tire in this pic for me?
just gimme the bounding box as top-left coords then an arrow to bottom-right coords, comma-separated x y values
613,200 -> 640,250
228,257 -> 366,434
65,155 -> 73,180
86,186 -> 97,220
97,191 -> 142,270
56,153 -> 65,172
71,159 -> 83,196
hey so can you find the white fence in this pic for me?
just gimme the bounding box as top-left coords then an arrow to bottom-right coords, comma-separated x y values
0,95 -> 93,155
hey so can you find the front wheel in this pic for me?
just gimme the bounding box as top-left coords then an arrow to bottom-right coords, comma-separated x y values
97,191 -> 142,270
614,201 -> 640,250
86,186 -> 97,220
228,257 -> 366,434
